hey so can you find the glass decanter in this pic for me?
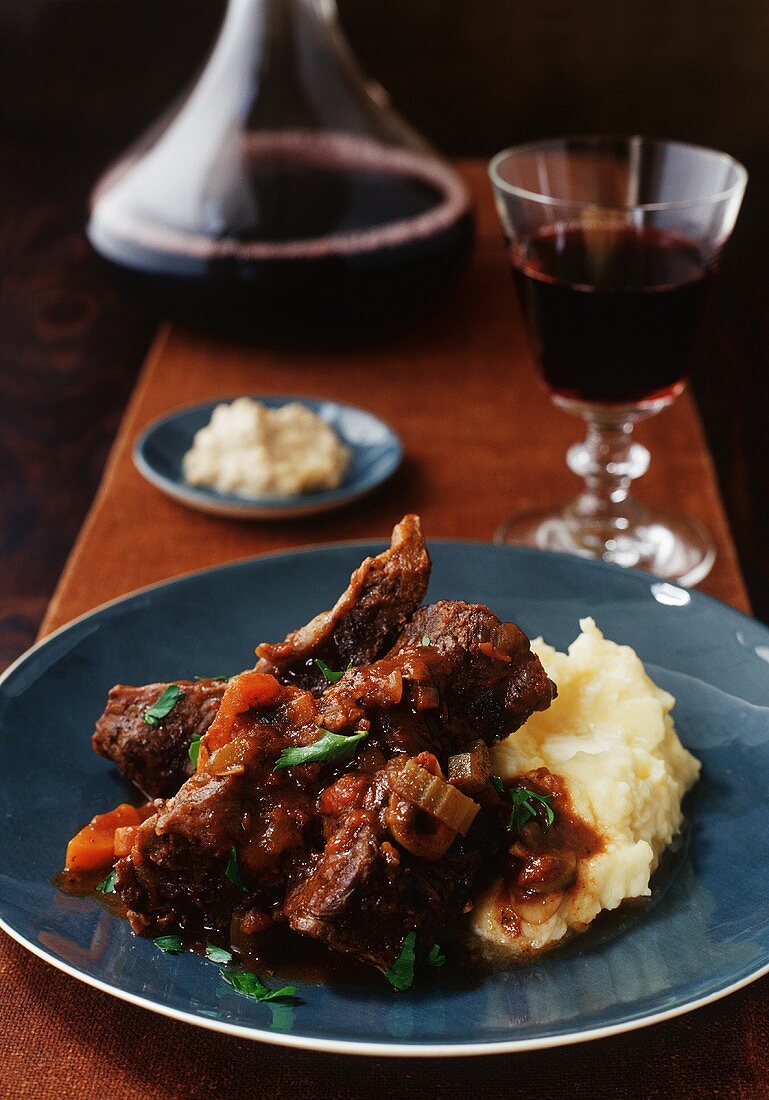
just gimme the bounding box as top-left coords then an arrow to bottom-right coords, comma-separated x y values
87,0 -> 473,342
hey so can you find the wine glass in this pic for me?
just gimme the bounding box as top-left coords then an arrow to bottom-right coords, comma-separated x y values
489,136 -> 746,585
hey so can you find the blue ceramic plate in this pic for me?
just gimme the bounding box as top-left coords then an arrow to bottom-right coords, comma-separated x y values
134,396 -> 403,519
1,542 -> 769,1057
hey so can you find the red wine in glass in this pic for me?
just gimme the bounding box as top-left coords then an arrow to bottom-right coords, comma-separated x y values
510,223 -> 713,405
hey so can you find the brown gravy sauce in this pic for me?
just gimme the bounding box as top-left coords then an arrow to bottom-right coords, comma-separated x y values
55,868 -> 384,987
493,767 -> 604,942
55,768 -> 606,987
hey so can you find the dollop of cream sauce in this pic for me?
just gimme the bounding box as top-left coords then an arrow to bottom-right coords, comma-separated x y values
183,398 -> 351,498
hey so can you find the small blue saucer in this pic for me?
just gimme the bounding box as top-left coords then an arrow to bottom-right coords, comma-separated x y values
133,396 -> 403,520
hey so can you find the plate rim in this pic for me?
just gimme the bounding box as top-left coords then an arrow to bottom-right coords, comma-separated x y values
1,538 -> 767,1057
2,913 -> 767,1058
132,394 -> 404,518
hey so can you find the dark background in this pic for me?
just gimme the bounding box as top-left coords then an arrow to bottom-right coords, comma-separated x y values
2,0 -> 768,670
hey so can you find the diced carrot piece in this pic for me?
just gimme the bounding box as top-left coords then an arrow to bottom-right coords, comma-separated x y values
201,671 -> 282,762
65,803 -> 143,872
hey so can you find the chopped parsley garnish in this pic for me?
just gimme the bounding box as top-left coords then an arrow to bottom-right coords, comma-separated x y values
421,635 -> 432,647
315,659 -> 352,685
273,729 -> 368,772
188,735 -> 201,767
221,969 -> 300,1004
95,867 -> 117,895
385,930 -> 417,991
193,675 -> 231,682
205,942 -> 233,965
154,934 -> 183,953
142,684 -> 184,727
225,847 -> 246,891
427,943 -> 446,968
492,775 -> 555,834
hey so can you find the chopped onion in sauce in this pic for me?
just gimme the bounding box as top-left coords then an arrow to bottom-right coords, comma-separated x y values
388,757 -> 480,836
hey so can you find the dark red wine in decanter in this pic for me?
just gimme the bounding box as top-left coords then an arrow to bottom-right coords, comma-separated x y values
87,0 -> 473,342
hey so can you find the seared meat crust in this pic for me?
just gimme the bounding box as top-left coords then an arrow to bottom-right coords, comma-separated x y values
92,680 -> 227,798
317,601 -> 556,758
255,514 -> 430,693
397,601 -> 557,741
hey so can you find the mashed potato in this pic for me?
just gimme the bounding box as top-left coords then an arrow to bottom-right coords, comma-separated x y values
472,618 -> 700,959
183,398 -> 351,498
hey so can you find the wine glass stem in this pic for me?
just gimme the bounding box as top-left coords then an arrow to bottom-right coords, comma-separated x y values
563,406 -> 651,553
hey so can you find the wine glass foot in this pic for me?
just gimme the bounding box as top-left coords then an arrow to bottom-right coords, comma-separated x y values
495,506 -> 716,587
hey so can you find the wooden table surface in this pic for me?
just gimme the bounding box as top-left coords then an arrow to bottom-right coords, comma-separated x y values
1,162 -> 763,1097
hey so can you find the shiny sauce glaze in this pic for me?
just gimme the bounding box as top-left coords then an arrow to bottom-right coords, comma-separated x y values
57,766 -> 602,986
55,868 -> 404,988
